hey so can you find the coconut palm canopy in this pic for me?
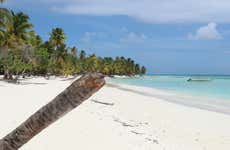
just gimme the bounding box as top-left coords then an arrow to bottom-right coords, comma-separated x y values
0,10 -> 33,49
0,7 -> 146,79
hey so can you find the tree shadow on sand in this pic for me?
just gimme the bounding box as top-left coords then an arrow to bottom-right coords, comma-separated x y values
19,82 -> 48,85
0,78 -> 47,85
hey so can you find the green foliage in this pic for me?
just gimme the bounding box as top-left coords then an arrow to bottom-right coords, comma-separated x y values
49,28 -> 66,50
0,8 -> 147,79
0,9 -> 33,50
33,47 -> 50,74
0,51 -> 33,75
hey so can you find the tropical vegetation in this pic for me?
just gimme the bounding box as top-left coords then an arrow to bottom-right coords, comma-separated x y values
0,6 -> 146,80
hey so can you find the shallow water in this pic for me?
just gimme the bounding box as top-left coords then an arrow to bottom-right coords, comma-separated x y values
109,75 -> 230,100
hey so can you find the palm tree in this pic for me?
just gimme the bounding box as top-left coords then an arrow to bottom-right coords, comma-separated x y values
79,50 -> 86,60
70,46 -> 77,57
0,10 -> 33,79
49,28 -> 66,51
48,28 -> 67,74
135,64 -> 140,74
12,12 -> 33,41
0,73 -> 105,150
0,8 -> 12,50
141,66 -> 146,74
86,54 -> 99,72
0,10 -> 33,50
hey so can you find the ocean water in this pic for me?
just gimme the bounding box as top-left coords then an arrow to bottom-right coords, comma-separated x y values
109,75 -> 230,100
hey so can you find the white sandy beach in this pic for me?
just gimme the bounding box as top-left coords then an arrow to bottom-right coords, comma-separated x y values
1,77 -> 230,150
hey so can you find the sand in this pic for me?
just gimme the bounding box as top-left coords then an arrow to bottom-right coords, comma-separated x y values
0,77 -> 230,150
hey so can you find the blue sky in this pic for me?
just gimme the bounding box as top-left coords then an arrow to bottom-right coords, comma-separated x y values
3,0 -> 230,74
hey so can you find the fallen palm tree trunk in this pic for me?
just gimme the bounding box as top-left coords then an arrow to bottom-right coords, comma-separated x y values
0,73 -> 105,150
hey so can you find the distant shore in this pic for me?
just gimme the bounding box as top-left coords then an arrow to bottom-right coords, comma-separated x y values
1,77 -> 230,150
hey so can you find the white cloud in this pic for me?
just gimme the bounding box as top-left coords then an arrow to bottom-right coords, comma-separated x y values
120,32 -> 147,43
43,0 -> 230,23
188,22 -> 222,40
79,32 -> 97,43
121,27 -> 129,32
79,31 -> 148,47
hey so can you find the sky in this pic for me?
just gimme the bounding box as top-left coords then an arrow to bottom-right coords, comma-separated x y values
2,0 -> 230,74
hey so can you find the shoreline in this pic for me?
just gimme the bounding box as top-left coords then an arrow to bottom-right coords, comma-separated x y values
108,75 -> 230,101
106,82 -> 230,116
1,77 -> 230,149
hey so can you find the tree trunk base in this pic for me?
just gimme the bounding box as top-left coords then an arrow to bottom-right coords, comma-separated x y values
3,70 -> 13,80
0,73 -> 105,150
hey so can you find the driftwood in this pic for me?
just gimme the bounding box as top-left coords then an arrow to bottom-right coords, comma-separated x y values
114,118 -> 136,127
0,73 -> 105,150
91,99 -> 114,106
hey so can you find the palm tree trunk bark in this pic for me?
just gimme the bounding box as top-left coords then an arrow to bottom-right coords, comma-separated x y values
3,69 -> 9,80
3,69 -> 13,80
0,73 -> 105,150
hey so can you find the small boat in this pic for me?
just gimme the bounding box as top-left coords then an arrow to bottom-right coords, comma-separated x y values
187,78 -> 211,82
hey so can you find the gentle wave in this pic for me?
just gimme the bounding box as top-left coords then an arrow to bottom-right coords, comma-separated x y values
108,75 -> 230,100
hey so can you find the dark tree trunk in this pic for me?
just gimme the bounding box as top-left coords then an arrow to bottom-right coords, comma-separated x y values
3,69 -> 9,80
3,69 -> 13,80
0,73 -> 105,150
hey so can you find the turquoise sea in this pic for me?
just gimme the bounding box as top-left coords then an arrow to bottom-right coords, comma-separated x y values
109,75 -> 230,100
